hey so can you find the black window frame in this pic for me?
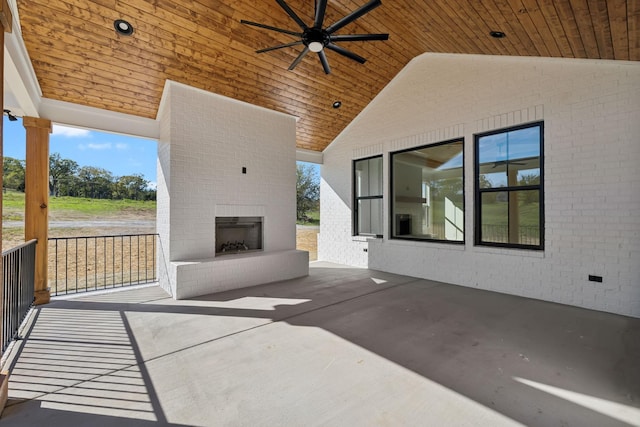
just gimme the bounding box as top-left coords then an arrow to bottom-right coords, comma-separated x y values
389,138 -> 465,244
353,155 -> 384,238
474,121 -> 544,250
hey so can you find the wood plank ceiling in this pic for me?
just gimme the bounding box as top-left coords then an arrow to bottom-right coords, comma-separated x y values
17,0 -> 640,152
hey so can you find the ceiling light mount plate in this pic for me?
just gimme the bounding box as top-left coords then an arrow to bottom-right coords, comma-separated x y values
114,19 -> 134,36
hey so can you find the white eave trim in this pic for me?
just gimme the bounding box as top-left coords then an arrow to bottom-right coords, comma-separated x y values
4,0 -> 41,117
296,148 -> 323,164
39,98 -> 160,140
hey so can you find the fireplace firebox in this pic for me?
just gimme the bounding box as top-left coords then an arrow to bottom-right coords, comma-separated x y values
215,217 -> 263,255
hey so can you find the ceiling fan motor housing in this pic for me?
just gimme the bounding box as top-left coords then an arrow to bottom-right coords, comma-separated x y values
303,27 -> 330,51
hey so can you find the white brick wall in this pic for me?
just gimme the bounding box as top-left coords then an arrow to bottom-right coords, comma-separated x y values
157,81 -> 308,298
318,53 -> 640,318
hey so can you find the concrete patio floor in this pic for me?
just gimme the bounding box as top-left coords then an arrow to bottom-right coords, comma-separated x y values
1,262 -> 639,426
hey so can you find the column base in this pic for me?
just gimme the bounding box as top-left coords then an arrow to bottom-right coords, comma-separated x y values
0,372 -> 8,415
34,289 -> 50,305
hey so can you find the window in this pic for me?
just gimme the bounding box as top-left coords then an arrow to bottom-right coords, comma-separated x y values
475,122 -> 544,249
354,156 -> 383,237
390,139 -> 464,242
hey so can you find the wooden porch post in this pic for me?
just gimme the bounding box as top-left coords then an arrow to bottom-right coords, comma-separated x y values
23,117 -> 52,305
0,0 -> 13,411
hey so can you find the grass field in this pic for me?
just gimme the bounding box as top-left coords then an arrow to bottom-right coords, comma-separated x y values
2,191 -> 157,249
3,191 -> 157,220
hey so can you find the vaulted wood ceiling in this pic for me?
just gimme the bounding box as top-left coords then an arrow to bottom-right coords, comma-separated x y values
17,0 -> 639,151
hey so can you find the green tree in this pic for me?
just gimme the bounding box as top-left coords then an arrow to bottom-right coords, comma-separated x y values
77,166 -> 114,199
49,153 -> 79,196
296,163 -> 319,222
113,174 -> 149,200
3,157 -> 25,191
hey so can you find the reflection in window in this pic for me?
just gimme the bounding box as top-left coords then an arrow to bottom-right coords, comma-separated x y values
354,156 -> 383,237
475,122 -> 543,249
391,140 -> 464,242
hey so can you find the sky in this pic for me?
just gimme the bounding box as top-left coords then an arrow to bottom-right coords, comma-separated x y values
3,116 -> 158,186
3,116 -> 321,188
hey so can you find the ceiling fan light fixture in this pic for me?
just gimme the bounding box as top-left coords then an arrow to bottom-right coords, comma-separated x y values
114,19 -> 134,36
308,41 -> 324,52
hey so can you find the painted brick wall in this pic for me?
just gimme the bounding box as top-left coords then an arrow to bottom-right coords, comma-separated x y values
318,53 -> 640,318
157,81 -> 303,296
156,83 -> 173,296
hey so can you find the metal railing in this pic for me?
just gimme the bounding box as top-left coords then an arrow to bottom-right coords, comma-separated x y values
48,234 -> 158,296
2,239 -> 37,353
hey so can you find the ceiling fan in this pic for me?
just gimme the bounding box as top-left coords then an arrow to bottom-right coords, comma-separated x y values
240,0 -> 389,74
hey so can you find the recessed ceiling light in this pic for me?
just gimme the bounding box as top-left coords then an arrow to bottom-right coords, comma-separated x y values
114,19 -> 134,36
490,31 -> 506,39
332,101 -> 342,109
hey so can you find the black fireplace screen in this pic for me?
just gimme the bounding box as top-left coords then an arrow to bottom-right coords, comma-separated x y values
215,217 -> 263,254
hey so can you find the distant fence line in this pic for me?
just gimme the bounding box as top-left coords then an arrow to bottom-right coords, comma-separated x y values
48,234 -> 158,296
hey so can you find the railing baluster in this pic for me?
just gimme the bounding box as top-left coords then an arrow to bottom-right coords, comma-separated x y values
137,235 -> 140,285
144,234 -> 148,284
112,236 -> 115,288
84,237 -> 88,292
54,239 -> 58,296
104,237 -> 107,290
130,235 -> 133,285
2,240 -> 37,353
121,236 -> 124,287
94,237 -> 97,291
64,239 -> 69,295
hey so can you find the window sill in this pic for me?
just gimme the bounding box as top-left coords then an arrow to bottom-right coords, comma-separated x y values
473,245 -> 545,258
352,235 -> 382,242
378,238 -> 466,251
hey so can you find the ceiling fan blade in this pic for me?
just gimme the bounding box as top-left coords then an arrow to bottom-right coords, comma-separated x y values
276,0 -> 308,30
256,41 -> 304,53
314,0 -> 328,28
318,50 -> 331,74
325,0 -> 382,34
289,47 -> 310,70
330,33 -> 389,42
326,43 -> 366,64
240,20 -> 301,37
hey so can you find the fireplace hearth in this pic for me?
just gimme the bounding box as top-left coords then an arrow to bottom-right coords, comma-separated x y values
215,216 -> 263,255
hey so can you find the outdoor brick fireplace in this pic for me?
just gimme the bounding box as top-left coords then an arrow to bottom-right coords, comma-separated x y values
215,217 -> 263,255
156,81 -> 309,299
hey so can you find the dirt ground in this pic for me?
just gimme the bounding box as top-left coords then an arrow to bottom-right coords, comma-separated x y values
296,226 -> 318,261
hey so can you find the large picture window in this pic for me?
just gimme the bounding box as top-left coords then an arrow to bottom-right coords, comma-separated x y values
475,122 -> 544,249
391,140 -> 464,242
354,156 -> 383,237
